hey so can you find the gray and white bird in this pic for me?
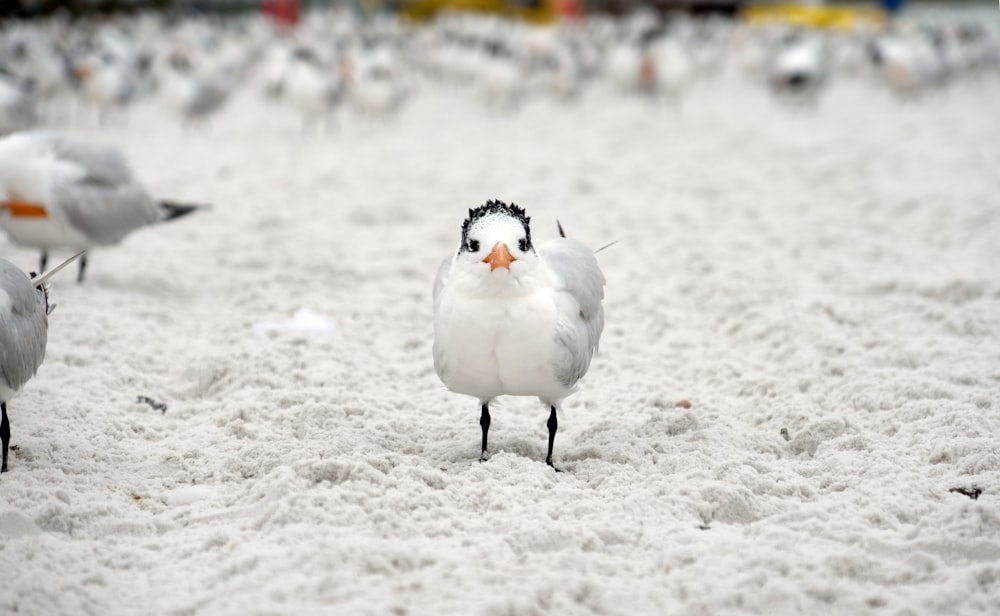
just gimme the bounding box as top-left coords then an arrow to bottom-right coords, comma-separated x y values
0,131 -> 203,282
432,200 -> 606,470
768,30 -> 830,105
0,251 -> 82,473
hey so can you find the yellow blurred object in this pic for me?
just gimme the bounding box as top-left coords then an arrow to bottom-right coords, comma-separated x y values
743,3 -> 888,31
397,0 -> 557,23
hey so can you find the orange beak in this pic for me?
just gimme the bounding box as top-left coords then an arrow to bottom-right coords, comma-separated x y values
1,198 -> 48,218
483,242 -> 516,271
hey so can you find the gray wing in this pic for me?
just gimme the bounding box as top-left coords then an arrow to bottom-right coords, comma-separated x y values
0,261 -> 47,395
42,133 -> 160,244
54,179 -> 159,245
41,131 -> 135,186
538,238 -> 606,389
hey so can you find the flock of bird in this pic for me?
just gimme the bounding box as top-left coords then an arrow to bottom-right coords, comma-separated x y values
1,6 -> 997,474
1,7 -> 999,132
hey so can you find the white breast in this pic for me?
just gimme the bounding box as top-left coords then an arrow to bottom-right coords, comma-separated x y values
0,214 -> 91,251
434,282 -> 569,404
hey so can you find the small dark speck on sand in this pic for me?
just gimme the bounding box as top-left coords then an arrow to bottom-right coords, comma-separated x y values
137,396 -> 168,414
949,486 -> 983,500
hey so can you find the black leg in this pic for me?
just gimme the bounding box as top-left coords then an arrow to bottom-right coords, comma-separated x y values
479,403 -> 490,462
77,253 -> 88,283
39,251 -> 48,273
546,406 -> 562,472
1,402 -> 9,473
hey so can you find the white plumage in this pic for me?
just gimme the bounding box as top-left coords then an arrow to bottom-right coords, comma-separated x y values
433,200 -> 605,469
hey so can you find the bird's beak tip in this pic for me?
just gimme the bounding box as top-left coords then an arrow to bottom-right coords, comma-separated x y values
483,242 -> 516,272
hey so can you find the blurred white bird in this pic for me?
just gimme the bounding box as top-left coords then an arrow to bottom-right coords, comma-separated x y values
284,45 -> 345,132
0,251 -> 82,473
350,47 -> 408,118
647,35 -> 694,102
73,48 -> 136,123
867,31 -> 948,97
0,131 -> 204,282
768,30 -> 830,105
433,200 -> 606,470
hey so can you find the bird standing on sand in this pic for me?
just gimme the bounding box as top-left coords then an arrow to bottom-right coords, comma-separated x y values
0,131 -> 203,282
433,200 -> 606,470
0,251 -> 82,473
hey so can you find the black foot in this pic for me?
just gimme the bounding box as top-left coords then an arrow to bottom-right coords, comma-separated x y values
545,405 -> 559,472
1,402 -> 8,473
479,402 -> 490,464
76,254 -> 88,284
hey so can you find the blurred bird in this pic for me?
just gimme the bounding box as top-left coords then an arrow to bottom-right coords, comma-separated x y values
0,251 -> 83,473
72,49 -> 136,123
646,35 -> 694,102
433,200 -> 606,470
350,47 -> 409,118
157,49 -> 238,123
284,46 -> 345,132
0,131 -> 204,282
768,30 -> 830,105
867,30 -> 948,97
0,71 -> 38,134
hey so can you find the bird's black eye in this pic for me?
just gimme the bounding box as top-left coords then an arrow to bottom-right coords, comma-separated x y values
466,239 -> 480,252
518,238 -> 530,252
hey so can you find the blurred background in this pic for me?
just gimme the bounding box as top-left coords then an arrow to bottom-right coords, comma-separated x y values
0,0 -> 998,136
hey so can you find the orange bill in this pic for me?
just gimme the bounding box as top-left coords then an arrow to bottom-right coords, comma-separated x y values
2,199 -> 49,218
483,242 -> 516,271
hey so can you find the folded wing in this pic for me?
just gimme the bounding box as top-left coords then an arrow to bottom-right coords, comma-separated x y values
538,238 -> 606,390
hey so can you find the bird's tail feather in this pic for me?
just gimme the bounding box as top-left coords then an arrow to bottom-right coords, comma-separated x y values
158,201 -> 205,222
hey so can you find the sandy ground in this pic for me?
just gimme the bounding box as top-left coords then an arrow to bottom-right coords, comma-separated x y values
1,68 -> 999,615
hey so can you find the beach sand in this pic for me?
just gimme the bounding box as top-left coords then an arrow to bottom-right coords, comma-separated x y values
1,63 -> 999,615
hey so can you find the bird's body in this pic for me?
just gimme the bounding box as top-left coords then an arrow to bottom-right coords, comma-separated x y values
433,200 -> 605,469
0,131 -> 200,280
0,73 -> 38,135
0,258 -> 49,473
768,31 -> 829,105
284,46 -> 345,131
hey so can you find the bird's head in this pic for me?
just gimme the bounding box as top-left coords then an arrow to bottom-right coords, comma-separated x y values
456,199 -> 537,281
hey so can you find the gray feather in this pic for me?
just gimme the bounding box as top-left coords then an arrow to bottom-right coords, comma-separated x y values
55,179 -> 159,245
538,238 -> 606,389
0,259 -> 47,397
43,132 -> 134,186
29,132 -> 161,244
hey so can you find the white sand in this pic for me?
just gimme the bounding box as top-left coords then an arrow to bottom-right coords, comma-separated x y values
1,61 -> 999,615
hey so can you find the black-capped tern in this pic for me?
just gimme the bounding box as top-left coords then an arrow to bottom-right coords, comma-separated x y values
433,200 -> 605,470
